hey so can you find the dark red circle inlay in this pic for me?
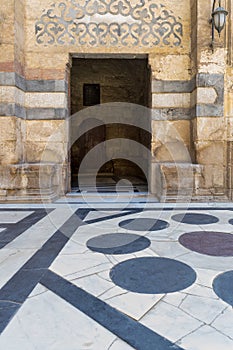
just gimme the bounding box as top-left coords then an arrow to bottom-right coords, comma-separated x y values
179,231 -> 233,257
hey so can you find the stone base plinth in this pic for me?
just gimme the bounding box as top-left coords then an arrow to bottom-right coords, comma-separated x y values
151,163 -> 228,202
0,163 -> 65,203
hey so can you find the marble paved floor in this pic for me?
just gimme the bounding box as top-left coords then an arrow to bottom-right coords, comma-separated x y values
0,201 -> 233,350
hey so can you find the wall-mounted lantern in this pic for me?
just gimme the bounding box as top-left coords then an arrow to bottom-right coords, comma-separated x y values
211,0 -> 228,50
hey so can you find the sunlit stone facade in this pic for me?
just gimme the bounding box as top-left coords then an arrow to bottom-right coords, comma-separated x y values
0,0 -> 233,202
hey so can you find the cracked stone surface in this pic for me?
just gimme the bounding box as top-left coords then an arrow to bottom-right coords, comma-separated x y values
0,204 -> 233,349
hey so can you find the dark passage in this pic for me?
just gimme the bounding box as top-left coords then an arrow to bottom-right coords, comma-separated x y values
70,57 -> 151,191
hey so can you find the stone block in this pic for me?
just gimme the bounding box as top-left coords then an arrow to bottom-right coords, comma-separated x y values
196,104 -> 223,118
225,92 -> 233,117
226,118 -> 233,141
151,79 -> 195,93
0,190 -> 7,196
24,141 -> 68,163
192,118 -> 226,141
0,165 -> 23,189
152,93 -> 190,109
159,163 -> 196,199
152,120 -> 191,144
24,164 -> 62,190
152,141 -> 191,163
199,49 -> 226,75
0,117 -> 17,141
0,141 -> 19,164
25,92 -> 67,109
195,164 -> 225,190
25,120 -> 68,142
151,108 -> 191,121
149,55 -> 191,80
196,87 -> 217,104
195,141 -> 225,165
26,108 -> 68,120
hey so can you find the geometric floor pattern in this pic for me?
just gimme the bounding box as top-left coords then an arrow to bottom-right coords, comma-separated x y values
0,203 -> 233,349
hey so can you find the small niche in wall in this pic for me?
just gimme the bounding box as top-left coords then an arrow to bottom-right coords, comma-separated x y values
83,84 -> 100,106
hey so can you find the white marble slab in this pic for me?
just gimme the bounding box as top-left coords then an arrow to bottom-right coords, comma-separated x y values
179,294 -> 226,324
211,307 -> 233,339
0,211 -> 33,223
177,251 -> 233,271
141,301 -> 202,343
179,325 -> 233,350
50,250 -> 112,280
195,268 -> 223,288
5,207 -> 76,250
149,240 -> 190,258
0,284 -> 116,350
102,291 -> 164,321
71,273 -> 114,297
181,283 -> 219,299
0,248 -> 36,289
162,292 -> 187,307
0,208 -> 77,288
109,338 -> 135,349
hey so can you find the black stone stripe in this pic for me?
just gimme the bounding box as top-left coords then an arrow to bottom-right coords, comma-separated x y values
0,209 -> 53,248
0,209 -> 88,334
85,209 -> 143,225
152,78 -> 196,93
152,107 -> 191,120
0,72 -> 68,93
41,270 -> 184,350
0,103 -> 68,120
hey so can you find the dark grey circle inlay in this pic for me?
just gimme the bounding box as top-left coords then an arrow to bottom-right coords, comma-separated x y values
119,218 -> 169,231
179,231 -> 233,256
172,213 -> 219,225
110,257 -> 196,294
229,218 -> 233,225
86,233 -> 151,254
213,271 -> 233,307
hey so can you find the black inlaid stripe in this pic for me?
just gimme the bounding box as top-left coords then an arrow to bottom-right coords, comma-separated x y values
0,209 -> 88,334
0,209 -> 53,248
85,209 -> 143,225
41,270 -> 184,350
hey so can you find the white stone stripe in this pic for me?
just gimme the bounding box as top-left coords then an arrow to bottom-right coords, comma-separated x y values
25,92 -> 67,108
196,87 -> 217,104
152,93 -> 190,108
0,86 -> 67,109
0,86 -> 25,105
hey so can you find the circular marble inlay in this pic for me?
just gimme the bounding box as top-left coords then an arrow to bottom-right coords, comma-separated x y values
110,257 -> 196,294
86,233 -> 151,255
179,231 -> 233,257
172,213 -> 219,225
228,218 -> 233,225
119,218 -> 169,231
213,271 -> 233,307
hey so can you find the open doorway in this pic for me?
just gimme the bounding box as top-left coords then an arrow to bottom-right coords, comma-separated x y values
70,55 -> 151,193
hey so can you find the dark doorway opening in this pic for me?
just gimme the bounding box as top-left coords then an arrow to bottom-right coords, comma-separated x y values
70,56 -> 151,192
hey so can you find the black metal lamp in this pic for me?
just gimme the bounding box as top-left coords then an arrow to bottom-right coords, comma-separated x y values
211,0 -> 228,49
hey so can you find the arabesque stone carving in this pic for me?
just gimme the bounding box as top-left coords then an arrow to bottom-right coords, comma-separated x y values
35,0 -> 183,47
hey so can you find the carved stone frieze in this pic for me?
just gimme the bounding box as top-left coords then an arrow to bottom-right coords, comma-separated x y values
35,0 -> 183,47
